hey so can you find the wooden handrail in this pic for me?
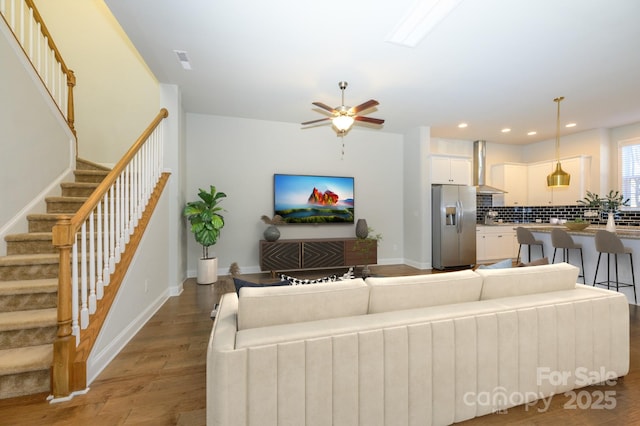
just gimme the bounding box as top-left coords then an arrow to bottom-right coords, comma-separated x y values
23,0 -> 70,74
51,108 -> 169,397
65,107 -> 168,240
2,0 -> 76,136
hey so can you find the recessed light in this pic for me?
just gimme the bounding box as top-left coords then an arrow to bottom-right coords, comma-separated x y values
565,123 -> 577,128
527,131 -> 537,136
501,128 -> 511,133
458,122 -> 468,128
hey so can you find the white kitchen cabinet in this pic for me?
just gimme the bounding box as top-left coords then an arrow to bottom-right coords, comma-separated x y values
527,162 -> 554,205
527,156 -> 591,206
431,156 -> 472,185
476,226 -> 518,263
491,163 -> 528,206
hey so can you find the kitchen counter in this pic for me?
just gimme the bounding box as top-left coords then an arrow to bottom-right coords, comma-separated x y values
527,224 -> 640,240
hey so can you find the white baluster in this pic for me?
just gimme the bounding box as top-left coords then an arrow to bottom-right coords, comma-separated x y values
27,6 -> 33,60
71,233 -> 79,346
80,222 -> 89,329
109,184 -> 116,272
88,213 -> 96,314
102,196 -> 110,285
96,201 -> 104,297
18,0 -> 23,44
115,176 -> 121,262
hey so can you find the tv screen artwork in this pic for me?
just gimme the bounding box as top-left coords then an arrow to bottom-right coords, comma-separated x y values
274,174 -> 355,224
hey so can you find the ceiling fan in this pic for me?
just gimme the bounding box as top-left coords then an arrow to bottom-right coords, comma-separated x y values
301,81 -> 385,134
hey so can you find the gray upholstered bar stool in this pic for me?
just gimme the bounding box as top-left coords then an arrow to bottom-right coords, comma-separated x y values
593,230 -> 637,303
516,227 -> 545,263
551,228 -> 585,283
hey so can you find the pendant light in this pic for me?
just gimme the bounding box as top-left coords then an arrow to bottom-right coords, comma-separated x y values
547,96 -> 571,187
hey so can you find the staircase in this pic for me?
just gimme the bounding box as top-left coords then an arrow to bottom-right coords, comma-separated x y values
0,158 -> 109,399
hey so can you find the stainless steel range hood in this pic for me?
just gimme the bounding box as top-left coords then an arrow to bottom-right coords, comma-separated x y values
473,140 -> 506,195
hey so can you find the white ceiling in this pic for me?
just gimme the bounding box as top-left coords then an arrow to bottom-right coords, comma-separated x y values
104,0 -> 640,145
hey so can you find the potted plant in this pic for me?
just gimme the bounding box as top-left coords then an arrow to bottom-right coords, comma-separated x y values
352,226 -> 382,278
578,190 -> 629,232
183,185 -> 227,284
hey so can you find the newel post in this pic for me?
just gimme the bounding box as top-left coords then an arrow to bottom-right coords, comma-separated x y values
66,69 -> 76,139
51,215 -> 76,397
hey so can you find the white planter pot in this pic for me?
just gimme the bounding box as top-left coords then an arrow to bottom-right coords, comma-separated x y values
197,257 -> 218,284
606,212 -> 616,233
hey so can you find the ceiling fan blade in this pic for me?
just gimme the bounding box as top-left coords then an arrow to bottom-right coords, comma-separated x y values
355,116 -> 385,125
350,99 -> 379,114
312,102 -> 337,113
301,117 -> 331,125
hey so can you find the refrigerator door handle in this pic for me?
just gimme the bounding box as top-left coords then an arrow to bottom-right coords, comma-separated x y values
456,200 -> 462,233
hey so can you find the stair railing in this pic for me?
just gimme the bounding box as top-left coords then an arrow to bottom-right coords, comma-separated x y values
0,0 -> 76,136
52,108 -> 169,398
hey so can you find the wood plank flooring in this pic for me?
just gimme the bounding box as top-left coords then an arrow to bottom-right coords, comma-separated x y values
0,264 -> 638,425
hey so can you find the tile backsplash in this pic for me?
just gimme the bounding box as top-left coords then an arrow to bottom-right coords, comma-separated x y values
476,194 -> 640,226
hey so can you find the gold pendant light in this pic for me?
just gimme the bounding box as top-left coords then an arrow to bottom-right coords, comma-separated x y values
547,96 -> 571,187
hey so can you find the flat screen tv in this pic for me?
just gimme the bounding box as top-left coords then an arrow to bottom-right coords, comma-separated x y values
274,174 -> 355,224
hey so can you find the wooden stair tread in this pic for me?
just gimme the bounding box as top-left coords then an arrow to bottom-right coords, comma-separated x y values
0,345 -> 53,375
0,309 -> 56,332
0,279 -> 57,295
0,254 -> 59,266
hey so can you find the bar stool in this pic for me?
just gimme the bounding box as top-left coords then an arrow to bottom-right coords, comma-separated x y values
551,228 -> 585,283
516,227 -> 545,263
593,230 -> 637,303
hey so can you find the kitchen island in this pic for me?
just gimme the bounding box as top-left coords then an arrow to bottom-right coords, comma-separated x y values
526,225 -> 639,305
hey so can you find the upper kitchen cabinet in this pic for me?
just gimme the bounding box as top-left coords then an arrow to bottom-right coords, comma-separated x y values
491,163 -> 528,206
431,155 -> 472,185
527,156 -> 591,206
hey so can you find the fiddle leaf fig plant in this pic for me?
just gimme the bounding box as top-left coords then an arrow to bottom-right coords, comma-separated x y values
183,185 -> 227,259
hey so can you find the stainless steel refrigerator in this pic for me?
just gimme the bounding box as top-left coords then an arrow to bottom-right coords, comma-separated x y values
432,184 -> 477,269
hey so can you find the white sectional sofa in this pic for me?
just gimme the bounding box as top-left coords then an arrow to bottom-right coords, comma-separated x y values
207,263 -> 630,426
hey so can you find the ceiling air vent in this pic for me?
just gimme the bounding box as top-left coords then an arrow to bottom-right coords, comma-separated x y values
174,50 -> 192,70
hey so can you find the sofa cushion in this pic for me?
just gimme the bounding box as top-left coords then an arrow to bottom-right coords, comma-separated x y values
477,262 -> 579,300
237,278 -> 369,330
365,270 -> 483,314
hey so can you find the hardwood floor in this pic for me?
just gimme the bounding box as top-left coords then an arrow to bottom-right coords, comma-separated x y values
0,264 -> 637,425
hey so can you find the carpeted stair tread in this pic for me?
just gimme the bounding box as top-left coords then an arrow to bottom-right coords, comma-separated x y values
76,158 -> 111,171
5,233 -> 52,242
45,196 -> 88,203
0,279 -> 57,295
0,254 -> 59,266
0,308 -> 56,332
0,345 -> 52,375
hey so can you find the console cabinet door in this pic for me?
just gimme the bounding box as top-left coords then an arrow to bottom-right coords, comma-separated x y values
302,240 -> 344,269
260,241 -> 300,271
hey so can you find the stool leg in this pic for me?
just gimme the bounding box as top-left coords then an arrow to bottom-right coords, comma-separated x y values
630,253 -> 637,304
541,245 -> 544,260
614,254 -> 619,292
579,248 -> 585,284
528,245 -> 531,263
517,245 -> 522,264
593,253 -> 602,286
552,248 -> 557,264
607,253 -> 611,290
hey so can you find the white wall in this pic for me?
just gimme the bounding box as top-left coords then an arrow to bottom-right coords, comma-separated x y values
185,114 -> 404,275
34,0 -> 160,164
403,127 -> 431,269
0,17 -> 74,253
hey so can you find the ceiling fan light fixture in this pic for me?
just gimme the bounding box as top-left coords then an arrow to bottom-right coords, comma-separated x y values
547,96 -> 571,188
332,115 -> 355,132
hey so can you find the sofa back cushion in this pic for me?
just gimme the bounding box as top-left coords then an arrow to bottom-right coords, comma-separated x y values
477,262 -> 579,300
365,270 -> 483,314
237,279 -> 369,330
